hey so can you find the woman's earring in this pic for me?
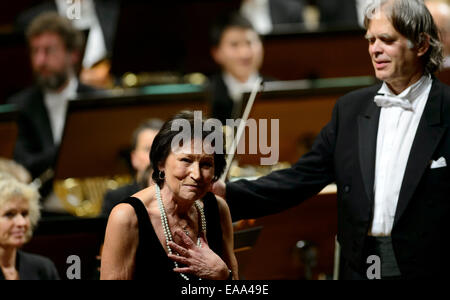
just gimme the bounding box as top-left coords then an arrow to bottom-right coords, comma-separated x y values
159,170 -> 165,180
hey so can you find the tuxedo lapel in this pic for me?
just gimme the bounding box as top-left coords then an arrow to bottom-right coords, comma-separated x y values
358,94 -> 381,204
29,88 -> 54,147
394,79 -> 448,226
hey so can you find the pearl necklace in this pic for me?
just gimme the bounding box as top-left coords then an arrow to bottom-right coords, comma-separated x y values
156,184 -> 206,280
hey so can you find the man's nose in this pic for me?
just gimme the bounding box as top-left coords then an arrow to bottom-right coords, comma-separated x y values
33,49 -> 48,67
370,40 -> 383,55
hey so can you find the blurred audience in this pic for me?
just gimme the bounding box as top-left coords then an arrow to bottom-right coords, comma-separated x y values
7,13 -> 97,206
0,176 -> 59,280
240,0 -> 305,34
101,119 -> 163,217
208,12 -> 265,123
315,0 -> 358,28
426,0 -> 450,68
241,0 -> 359,34
16,0 -> 120,88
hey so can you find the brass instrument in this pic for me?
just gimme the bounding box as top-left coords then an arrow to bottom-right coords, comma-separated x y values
53,175 -> 132,217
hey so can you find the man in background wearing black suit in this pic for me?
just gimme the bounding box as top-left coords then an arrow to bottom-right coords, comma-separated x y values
208,13 -> 265,124
7,13 -> 96,205
211,0 -> 450,279
16,0 -> 120,88
101,119 -> 163,217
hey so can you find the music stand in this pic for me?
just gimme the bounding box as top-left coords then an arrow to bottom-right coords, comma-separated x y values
54,85 -> 209,180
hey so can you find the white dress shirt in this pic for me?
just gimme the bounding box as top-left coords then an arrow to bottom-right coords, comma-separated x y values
223,72 -> 261,103
370,75 -> 432,236
44,75 -> 78,145
56,0 -> 107,68
223,72 -> 261,118
240,0 -> 273,35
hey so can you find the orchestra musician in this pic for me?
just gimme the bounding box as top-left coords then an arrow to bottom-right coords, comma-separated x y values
15,0 -> 120,89
208,12 -> 265,124
7,13 -> 97,202
102,119 -> 163,217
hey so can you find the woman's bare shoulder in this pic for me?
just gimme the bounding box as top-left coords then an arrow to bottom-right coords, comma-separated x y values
107,202 -> 138,230
215,195 -> 230,212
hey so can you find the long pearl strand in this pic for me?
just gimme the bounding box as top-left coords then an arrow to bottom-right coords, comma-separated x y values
156,184 -> 206,280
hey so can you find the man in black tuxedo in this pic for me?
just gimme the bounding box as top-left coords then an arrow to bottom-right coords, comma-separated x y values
208,13 -> 265,124
7,13 -> 96,200
212,0 -> 450,279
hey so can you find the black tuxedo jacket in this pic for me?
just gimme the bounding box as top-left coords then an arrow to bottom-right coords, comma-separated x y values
101,181 -> 141,217
209,73 -> 234,124
7,83 -> 96,180
227,78 -> 450,279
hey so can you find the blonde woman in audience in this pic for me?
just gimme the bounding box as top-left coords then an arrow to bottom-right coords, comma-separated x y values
0,176 -> 59,280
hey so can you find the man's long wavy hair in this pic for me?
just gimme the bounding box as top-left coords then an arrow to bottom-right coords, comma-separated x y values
364,0 -> 444,74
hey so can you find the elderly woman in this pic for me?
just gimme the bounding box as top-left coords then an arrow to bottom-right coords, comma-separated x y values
101,111 -> 238,280
0,175 -> 59,280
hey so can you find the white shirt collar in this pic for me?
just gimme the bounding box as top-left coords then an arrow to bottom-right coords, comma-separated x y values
44,75 -> 78,144
222,72 -> 261,103
377,74 -> 432,104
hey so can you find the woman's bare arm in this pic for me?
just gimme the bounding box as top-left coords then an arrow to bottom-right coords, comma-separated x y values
100,203 -> 139,280
216,195 -> 239,279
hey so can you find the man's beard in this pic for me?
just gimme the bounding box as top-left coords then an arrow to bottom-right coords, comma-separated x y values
35,69 -> 69,91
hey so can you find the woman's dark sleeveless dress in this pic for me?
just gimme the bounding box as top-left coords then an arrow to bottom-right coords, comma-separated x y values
120,192 -> 224,280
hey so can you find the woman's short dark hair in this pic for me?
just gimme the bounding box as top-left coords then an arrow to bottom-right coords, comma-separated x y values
364,0 -> 443,74
150,111 -> 226,186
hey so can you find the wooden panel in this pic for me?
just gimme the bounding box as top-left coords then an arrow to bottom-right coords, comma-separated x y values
261,30 -> 373,80
236,192 -> 337,280
236,94 -> 337,165
0,108 -> 18,158
55,90 -> 208,179
437,68 -> 450,86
